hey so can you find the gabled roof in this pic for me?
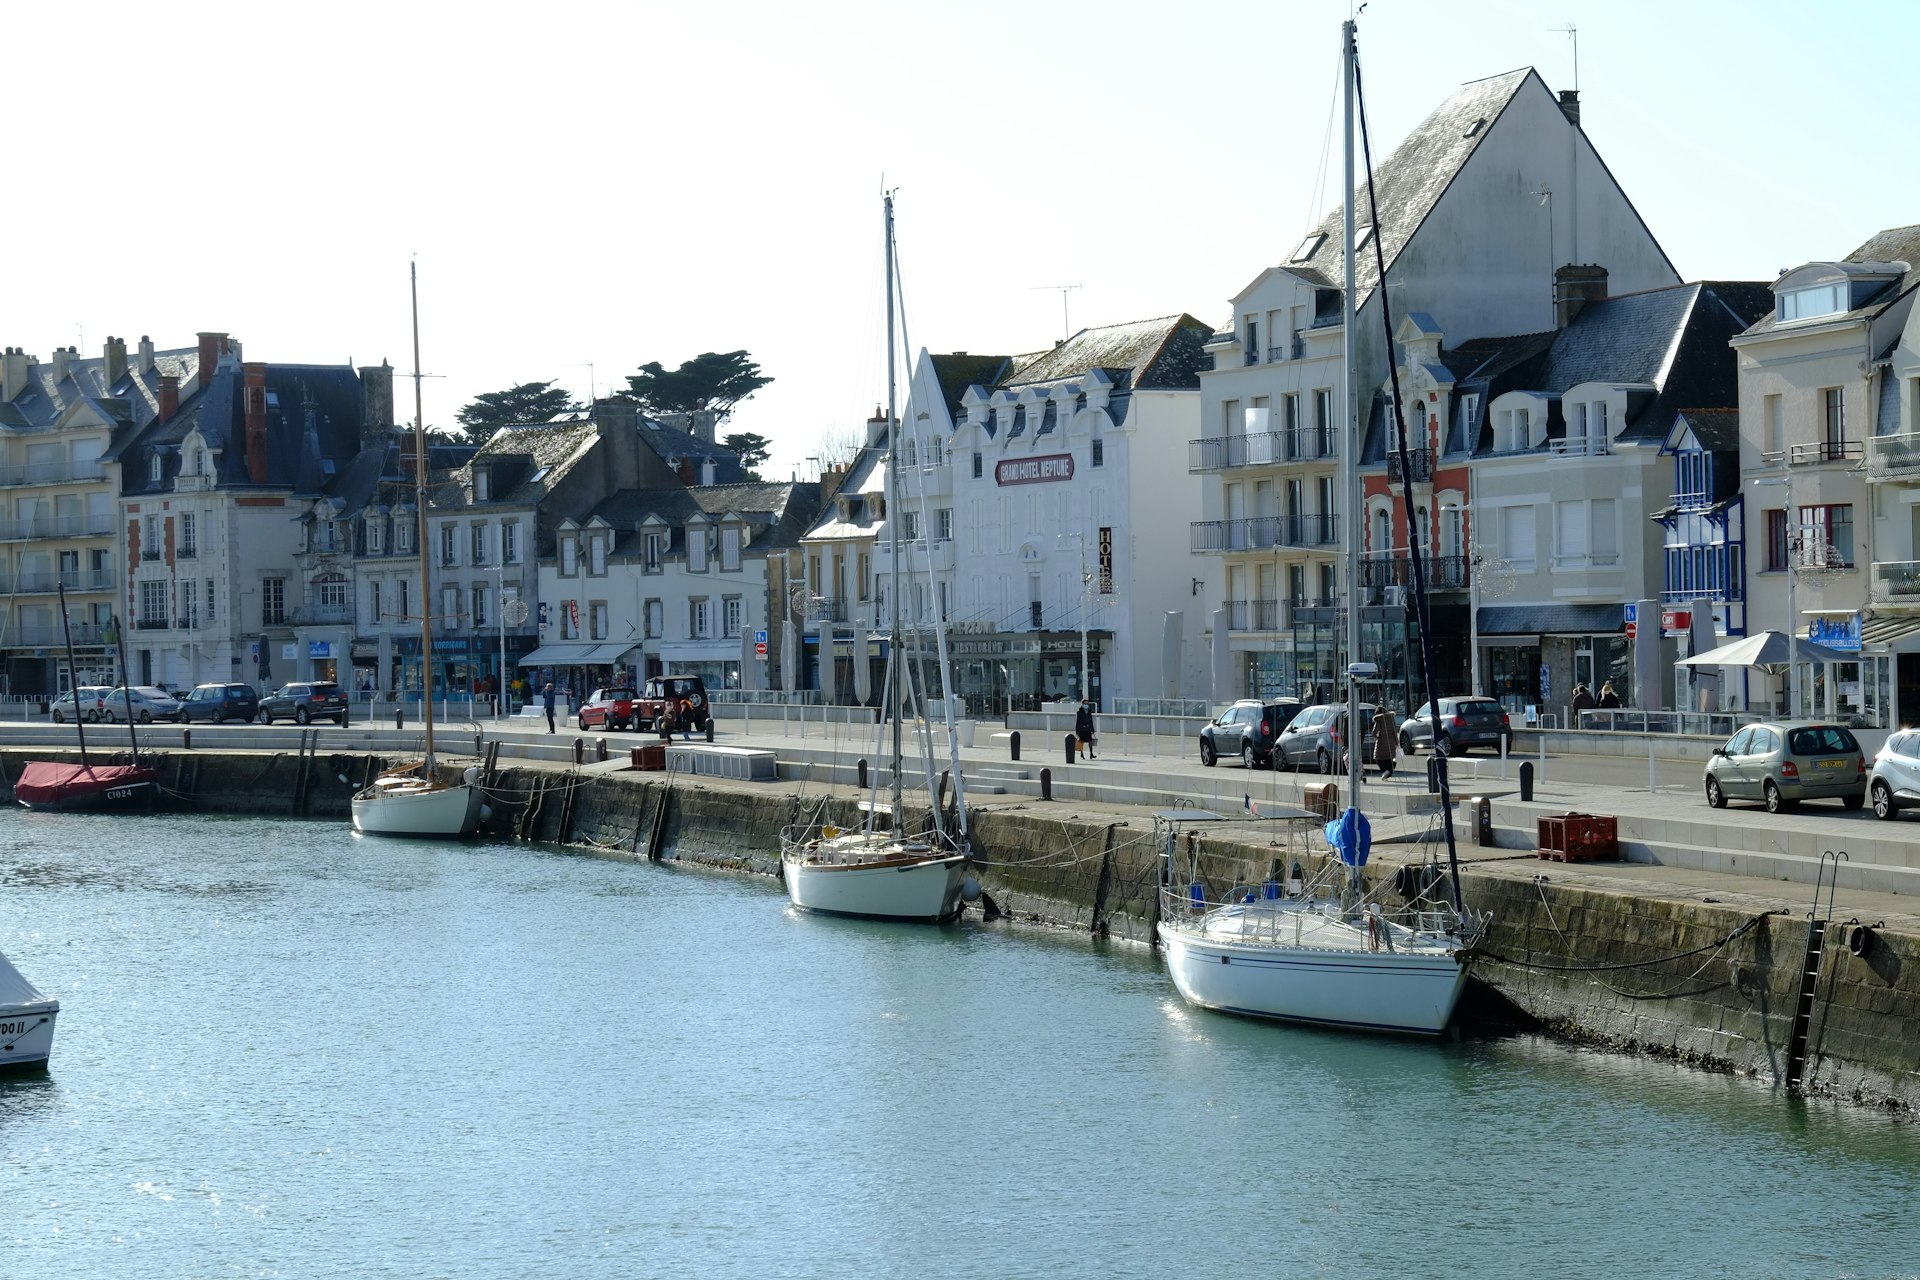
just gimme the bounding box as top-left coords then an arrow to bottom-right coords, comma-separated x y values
459,419 -> 600,505
1002,314 -> 1213,391
1739,223 -> 1920,340
1666,408 -> 1742,454
115,362 -> 368,495
928,353 -> 1012,419
0,345 -> 198,434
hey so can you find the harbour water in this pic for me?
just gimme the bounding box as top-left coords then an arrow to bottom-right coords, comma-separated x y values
2,811 -> 1918,1278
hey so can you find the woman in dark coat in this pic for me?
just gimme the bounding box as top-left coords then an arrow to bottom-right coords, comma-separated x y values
1370,705 -> 1398,781
1074,700 -> 1096,760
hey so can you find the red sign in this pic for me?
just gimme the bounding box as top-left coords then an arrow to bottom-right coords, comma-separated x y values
1662,609 -> 1691,632
995,453 -> 1075,486
1624,620 -> 1636,640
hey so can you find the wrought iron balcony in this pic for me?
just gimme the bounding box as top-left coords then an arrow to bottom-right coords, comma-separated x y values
0,458 -> 107,487
1789,439 -> 1863,466
1868,431 -> 1920,481
1189,514 -> 1340,553
1357,554 -> 1469,590
11,622 -> 109,646
0,514 -> 116,541
1386,448 -> 1433,483
290,603 -> 355,626
1225,598 -> 1283,631
8,569 -> 116,593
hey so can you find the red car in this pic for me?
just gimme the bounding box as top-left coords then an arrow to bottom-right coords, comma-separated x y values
578,687 -> 636,731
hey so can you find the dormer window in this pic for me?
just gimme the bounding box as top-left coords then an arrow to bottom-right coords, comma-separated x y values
560,536 -> 578,576
688,527 -> 708,573
150,453 -> 163,484
1290,233 -> 1326,263
1778,282 -> 1846,323
475,470 -> 490,501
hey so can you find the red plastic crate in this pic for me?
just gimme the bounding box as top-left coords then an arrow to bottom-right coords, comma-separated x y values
1537,812 -> 1618,862
630,744 -> 667,771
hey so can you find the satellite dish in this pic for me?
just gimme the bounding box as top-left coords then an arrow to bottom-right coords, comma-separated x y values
502,599 -> 530,626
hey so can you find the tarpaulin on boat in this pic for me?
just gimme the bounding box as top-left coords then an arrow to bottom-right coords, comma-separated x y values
15,761 -> 154,808
0,950 -> 58,1017
1325,806 -> 1371,867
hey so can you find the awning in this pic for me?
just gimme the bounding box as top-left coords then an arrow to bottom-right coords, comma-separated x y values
1863,614 -> 1920,649
1476,603 -> 1627,636
518,643 -> 637,667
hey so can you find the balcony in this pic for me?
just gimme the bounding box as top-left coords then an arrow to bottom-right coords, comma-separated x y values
1547,436 -> 1610,457
7,570 -> 116,594
290,603 -> 355,627
134,617 -> 170,631
9,622 -> 109,646
1188,429 -> 1340,473
0,458 -> 107,488
1872,560 -> 1920,606
1242,347 -> 1259,366
1789,439 -> 1863,466
1266,338 -> 1304,362
1357,554 -> 1468,591
0,514 -> 116,542
1190,514 -> 1340,553
1868,431 -> 1920,481
1386,448 -> 1433,483
1225,598 -> 1283,631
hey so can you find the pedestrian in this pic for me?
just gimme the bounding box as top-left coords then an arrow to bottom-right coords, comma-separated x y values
1371,704 -> 1397,781
679,697 -> 695,741
1597,681 -> 1622,709
1571,682 -> 1595,722
542,682 -> 556,734
658,698 -> 677,742
1074,699 -> 1097,760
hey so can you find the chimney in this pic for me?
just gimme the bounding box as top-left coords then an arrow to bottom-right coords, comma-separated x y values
243,362 -> 269,484
3,348 -> 34,402
1554,264 -> 1609,328
158,375 -> 180,423
359,360 -> 395,440
196,331 -> 229,390
136,334 -> 155,374
1557,89 -> 1581,126
103,335 -> 127,386
51,346 -> 72,383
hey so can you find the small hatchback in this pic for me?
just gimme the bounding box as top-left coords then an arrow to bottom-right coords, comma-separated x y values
1274,702 -> 1377,774
1704,721 -> 1866,813
578,687 -> 637,731
1867,730 -> 1920,820
1399,697 -> 1512,757
259,681 -> 350,726
49,686 -> 112,724
181,683 -> 261,724
1198,699 -> 1305,768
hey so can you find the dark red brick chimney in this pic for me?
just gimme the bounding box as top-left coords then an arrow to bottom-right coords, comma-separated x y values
196,331 -> 229,388
158,375 -> 179,423
244,362 -> 269,484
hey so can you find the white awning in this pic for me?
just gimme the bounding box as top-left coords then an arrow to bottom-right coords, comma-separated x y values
518,643 -> 637,667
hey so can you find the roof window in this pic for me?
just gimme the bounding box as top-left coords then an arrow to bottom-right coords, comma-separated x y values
1289,233 -> 1326,263
1778,282 -> 1846,323
1463,117 -> 1486,138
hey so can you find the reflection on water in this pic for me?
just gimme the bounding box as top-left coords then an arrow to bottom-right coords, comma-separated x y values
0,810 -> 1916,1279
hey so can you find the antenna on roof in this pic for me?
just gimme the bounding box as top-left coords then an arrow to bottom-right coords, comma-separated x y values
1550,22 -> 1578,91
1031,283 -> 1082,343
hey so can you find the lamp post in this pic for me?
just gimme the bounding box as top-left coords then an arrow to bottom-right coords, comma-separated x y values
485,561 -> 507,721
1751,470 -> 1799,717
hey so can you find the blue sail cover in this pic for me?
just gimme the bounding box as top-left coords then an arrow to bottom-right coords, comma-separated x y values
1325,806 -> 1371,867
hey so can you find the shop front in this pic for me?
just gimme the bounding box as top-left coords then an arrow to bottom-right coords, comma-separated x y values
515,640 -> 639,705
944,628 -> 1107,715
1288,602 -> 1460,712
1476,603 -> 1630,722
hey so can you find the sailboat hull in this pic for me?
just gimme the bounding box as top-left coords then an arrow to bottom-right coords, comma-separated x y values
782,844 -> 967,923
1159,912 -> 1468,1036
14,762 -> 158,813
351,774 -> 484,837
0,1007 -> 57,1071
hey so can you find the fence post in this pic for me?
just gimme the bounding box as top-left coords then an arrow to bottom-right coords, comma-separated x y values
1040,766 -> 1052,801
1009,731 -> 1020,762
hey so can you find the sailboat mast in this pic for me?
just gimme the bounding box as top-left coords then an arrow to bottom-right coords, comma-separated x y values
55,582 -> 91,770
411,261 -> 436,773
884,193 -> 904,825
1341,19 -> 1363,806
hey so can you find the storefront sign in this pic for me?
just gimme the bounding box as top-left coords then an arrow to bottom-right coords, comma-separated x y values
951,637 -> 1041,656
1809,613 -> 1861,652
1661,609 -> 1690,634
1098,527 -> 1113,594
995,454 -> 1074,486
308,641 -> 332,659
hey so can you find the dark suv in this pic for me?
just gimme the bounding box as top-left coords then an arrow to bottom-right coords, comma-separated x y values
181,683 -> 261,724
259,681 -> 350,726
1199,698 -> 1304,768
638,675 -> 709,732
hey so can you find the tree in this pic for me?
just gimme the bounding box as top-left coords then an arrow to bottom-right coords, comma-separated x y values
624,351 -> 771,425
454,381 -> 579,444
721,431 -> 772,479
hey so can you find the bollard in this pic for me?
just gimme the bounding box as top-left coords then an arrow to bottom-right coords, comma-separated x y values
181,729 -> 191,750
1519,760 -> 1535,802
1065,734 -> 1078,764
1040,766 -> 1052,801
1426,755 -> 1444,794
395,708 -> 404,729
858,758 -> 869,789
596,737 -> 609,762
705,717 -> 715,742
475,731 -> 483,755
1010,731 -> 1021,762
573,737 -> 585,764
1468,796 -> 1492,845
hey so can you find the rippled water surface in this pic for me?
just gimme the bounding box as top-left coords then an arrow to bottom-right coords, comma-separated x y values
2,811 -> 1919,1278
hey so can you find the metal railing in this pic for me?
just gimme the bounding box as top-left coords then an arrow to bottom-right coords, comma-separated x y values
1547,436 -> 1610,456
8,623 -> 109,645
0,458 -> 107,487
290,603 -> 355,626
1188,428 -> 1341,472
1575,708 -> 1764,737
1789,439 -> 1863,465
1190,514 -> 1340,553
1868,431 -> 1920,479
1386,448 -> 1433,482
1225,598 -> 1282,631
1358,555 -> 1467,590
0,515 -> 117,541
1871,560 -> 1920,603
1110,697 -> 1211,717
5,570 -> 116,593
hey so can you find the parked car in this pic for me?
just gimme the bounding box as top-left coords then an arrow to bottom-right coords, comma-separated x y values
181,683 -> 261,725
1703,721 -> 1865,813
259,681 -> 350,726
578,686 -> 637,731
102,685 -> 184,724
1274,701 -> 1376,773
1399,697 -> 1513,757
1198,698 -> 1305,768
1867,729 -> 1920,820
49,686 -> 112,724
637,675 -> 710,733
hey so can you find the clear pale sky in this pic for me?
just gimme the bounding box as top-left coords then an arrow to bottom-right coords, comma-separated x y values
7,0 -> 1909,478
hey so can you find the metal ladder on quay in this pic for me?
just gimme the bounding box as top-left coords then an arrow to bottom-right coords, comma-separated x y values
1784,849 -> 1848,1096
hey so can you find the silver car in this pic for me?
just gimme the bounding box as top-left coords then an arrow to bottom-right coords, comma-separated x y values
1703,721 -> 1865,814
1273,702 -> 1376,774
102,685 -> 184,724
1868,730 -> 1920,820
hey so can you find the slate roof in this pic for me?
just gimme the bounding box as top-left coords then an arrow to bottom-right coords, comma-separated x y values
0,344 -> 199,434
115,362 -> 368,496
1739,223 -> 1920,340
1670,408 -> 1742,453
1002,314 -> 1213,391
456,420 -> 600,505
928,353 -> 1012,419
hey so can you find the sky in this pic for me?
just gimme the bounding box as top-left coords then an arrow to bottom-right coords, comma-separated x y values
6,0 -> 1913,479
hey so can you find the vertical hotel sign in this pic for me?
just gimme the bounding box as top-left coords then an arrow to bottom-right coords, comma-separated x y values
1098,527 -> 1113,594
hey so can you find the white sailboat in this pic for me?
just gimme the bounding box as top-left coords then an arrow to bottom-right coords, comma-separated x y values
781,194 -> 970,923
1156,21 -> 1483,1035
0,946 -> 58,1071
352,263 -> 486,838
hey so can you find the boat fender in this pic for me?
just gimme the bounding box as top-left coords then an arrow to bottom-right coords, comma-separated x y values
961,873 -> 981,903
480,804 -> 494,823
463,766 -> 480,785
1848,923 -> 1876,957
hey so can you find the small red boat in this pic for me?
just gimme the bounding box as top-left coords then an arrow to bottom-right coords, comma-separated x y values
14,761 -> 157,812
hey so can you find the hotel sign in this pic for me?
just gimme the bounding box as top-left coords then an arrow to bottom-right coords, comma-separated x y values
995,454 -> 1074,486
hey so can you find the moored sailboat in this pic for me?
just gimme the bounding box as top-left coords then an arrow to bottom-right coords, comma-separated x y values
16,583 -> 156,813
351,263 -> 484,838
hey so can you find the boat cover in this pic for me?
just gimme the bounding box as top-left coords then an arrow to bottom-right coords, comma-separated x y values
0,949 -> 57,1016
15,761 -> 153,807
1325,806 -> 1372,867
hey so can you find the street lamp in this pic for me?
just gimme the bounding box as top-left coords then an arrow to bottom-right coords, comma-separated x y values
1751,470 -> 1799,717
484,560 -> 511,721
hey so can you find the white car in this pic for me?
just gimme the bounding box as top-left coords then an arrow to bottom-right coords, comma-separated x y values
50,686 -> 112,723
101,685 -> 185,724
1868,730 -> 1920,820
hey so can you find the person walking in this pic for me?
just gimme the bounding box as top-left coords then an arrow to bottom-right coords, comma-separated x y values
542,682 -> 557,734
1597,681 -> 1622,709
1371,704 -> 1398,781
1074,699 -> 1097,760
678,697 -> 696,741
658,698 -> 677,742
1571,682 -> 1596,723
